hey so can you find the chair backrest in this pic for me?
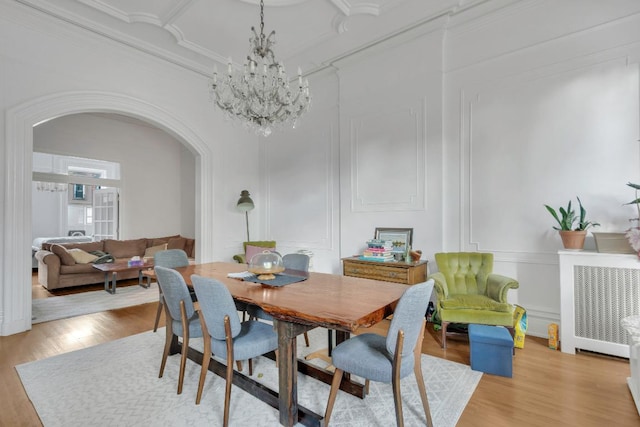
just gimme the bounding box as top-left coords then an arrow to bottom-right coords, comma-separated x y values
435,252 -> 493,296
154,266 -> 196,321
191,275 -> 242,340
386,280 -> 434,357
154,249 -> 189,269
283,253 -> 310,272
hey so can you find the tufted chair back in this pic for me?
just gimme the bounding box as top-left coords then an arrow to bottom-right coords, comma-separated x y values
434,252 -> 493,296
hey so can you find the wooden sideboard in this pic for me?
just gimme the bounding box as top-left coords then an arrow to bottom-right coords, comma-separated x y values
342,257 -> 428,285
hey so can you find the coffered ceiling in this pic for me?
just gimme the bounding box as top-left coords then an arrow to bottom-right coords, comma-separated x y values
15,0 -> 501,75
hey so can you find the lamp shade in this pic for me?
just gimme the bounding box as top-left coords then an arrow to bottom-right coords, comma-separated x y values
237,190 -> 255,212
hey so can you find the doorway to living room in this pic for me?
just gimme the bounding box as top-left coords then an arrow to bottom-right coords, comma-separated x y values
3,91 -> 215,336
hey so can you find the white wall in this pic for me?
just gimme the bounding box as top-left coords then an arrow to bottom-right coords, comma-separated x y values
33,113 -> 196,240
443,0 -> 640,336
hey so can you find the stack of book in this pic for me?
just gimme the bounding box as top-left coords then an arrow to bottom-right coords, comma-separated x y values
360,239 -> 394,262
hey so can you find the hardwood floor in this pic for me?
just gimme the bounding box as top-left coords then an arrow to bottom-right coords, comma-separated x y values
3,278 -> 639,425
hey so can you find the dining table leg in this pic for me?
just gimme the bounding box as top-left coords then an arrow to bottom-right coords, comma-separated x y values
275,319 -> 311,427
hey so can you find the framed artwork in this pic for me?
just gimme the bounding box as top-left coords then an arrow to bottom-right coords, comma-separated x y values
374,227 -> 413,253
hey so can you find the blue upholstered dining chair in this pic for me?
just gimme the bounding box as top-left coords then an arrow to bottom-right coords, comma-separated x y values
154,265 -> 203,395
248,253 -> 311,346
153,249 -> 190,332
324,280 -> 435,427
191,275 -> 279,427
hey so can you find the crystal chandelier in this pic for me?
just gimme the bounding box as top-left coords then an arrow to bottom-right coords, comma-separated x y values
210,0 -> 311,137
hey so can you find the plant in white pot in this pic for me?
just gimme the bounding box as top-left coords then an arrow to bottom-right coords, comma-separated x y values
544,197 -> 600,249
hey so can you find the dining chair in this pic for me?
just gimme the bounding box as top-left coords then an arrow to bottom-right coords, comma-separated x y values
324,279 -> 435,427
248,253 -> 311,346
154,265 -> 203,395
191,274 -> 279,426
153,249 -> 190,332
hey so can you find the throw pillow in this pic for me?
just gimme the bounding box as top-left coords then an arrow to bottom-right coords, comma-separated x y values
167,237 -> 187,251
144,243 -> 168,258
50,244 -> 76,266
68,248 -> 99,264
245,244 -> 276,264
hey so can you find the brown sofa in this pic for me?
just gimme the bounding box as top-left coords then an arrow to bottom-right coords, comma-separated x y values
35,235 -> 195,290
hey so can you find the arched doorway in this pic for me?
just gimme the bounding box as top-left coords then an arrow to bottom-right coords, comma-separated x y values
3,91 -> 215,335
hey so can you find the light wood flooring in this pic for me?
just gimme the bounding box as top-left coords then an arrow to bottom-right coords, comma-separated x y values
1,275 -> 638,426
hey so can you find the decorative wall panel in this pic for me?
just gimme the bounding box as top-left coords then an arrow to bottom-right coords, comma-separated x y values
350,100 -> 426,212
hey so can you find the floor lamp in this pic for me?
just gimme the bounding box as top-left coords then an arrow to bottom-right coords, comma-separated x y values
236,190 -> 255,241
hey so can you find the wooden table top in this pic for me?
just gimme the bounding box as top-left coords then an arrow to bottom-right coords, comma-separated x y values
149,262 -> 408,333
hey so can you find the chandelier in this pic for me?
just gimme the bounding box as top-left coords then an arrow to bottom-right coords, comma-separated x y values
210,0 -> 311,137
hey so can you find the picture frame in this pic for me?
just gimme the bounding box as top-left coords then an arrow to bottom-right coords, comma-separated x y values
374,227 -> 413,253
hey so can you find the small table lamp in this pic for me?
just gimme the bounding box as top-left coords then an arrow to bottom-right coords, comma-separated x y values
237,190 -> 255,241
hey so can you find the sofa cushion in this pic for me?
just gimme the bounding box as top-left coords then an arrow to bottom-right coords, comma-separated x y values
60,263 -> 100,274
167,237 -> 187,251
104,239 -> 147,258
184,238 -> 195,258
144,243 -> 168,259
149,235 -> 180,247
52,241 -> 104,253
441,294 -> 512,312
68,248 -> 99,264
50,244 -> 76,266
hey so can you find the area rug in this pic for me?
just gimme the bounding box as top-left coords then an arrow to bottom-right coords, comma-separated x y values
16,327 -> 481,427
31,283 -> 159,324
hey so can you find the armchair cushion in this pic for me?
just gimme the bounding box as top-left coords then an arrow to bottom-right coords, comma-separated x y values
440,294 -> 512,312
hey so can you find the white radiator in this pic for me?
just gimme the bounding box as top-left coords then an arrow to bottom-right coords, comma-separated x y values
560,251 -> 640,358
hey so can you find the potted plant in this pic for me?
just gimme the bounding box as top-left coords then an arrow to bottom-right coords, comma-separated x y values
625,182 -> 640,254
544,197 -> 600,249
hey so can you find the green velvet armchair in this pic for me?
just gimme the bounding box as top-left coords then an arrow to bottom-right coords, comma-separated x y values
429,252 -> 519,349
232,241 -> 277,264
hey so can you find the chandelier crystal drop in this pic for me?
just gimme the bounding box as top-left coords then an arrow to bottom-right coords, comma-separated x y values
209,0 -> 311,137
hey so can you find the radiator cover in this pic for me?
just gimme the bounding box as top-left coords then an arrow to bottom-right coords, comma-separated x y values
559,251 -> 640,358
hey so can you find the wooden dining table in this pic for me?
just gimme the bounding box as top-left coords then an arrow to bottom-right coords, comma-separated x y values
151,261 -> 410,427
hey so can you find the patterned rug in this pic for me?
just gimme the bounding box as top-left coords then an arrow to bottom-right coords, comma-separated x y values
16,327 -> 481,426
32,283 -> 159,324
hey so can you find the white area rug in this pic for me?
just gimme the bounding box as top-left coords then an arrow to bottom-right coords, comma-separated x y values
17,327 -> 481,426
32,283 -> 159,324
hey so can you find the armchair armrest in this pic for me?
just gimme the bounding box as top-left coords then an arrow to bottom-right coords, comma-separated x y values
428,272 -> 449,301
233,253 -> 246,264
487,273 -> 519,302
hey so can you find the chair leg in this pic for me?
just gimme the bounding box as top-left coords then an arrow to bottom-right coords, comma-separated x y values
153,290 -> 163,332
364,379 -> 370,396
414,320 -> 433,427
236,360 -> 243,372
392,330 -> 405,427
159,304 -> 173,378
196,333 -> 212,405
223,316 -> 234,427
324,368 -> 344,426
178,300 -> 190,395
441,321 -> 449,349
153,300 -> 163,332
303,331 -> 310,347
249,358 -> 253,376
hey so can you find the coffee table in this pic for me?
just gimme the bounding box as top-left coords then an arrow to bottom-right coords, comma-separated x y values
92,260 -> 154,294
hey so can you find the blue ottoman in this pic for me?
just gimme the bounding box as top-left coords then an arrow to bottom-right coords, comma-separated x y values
468,324 -> 513,378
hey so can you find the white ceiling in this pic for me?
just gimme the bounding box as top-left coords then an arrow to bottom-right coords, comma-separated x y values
15,0 -> 504,76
